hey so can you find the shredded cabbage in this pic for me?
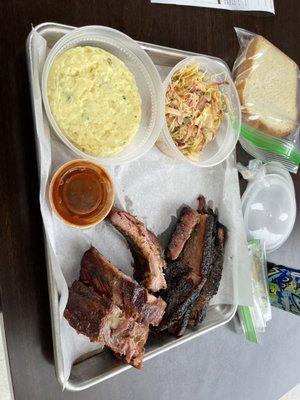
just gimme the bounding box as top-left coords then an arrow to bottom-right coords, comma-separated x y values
165,64 -> 228,160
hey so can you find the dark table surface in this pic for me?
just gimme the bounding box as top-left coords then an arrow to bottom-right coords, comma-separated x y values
1,1 -> 300,399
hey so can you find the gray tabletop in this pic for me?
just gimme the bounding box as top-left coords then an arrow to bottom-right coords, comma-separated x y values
71,307 -> 296,400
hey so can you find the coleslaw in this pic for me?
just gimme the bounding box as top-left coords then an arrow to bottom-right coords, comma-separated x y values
165,64 -> 228,160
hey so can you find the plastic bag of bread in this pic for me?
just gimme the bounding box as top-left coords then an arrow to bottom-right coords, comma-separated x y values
233,28 -> 300,173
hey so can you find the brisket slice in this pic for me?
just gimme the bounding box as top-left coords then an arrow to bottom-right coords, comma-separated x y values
179,213 -> 214,283
197,195 -> 207,213
64,281 -> 148,368
198,211 -> 218,278
167,207 -> 200,261
156,261 -> 194,333
107,208 -> 166,292
165,279 -> 206,336
80,246 -> 166,327
189,224 -> 226,326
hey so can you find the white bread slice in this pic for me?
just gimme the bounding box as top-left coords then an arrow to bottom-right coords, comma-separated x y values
235,36 -> 298,138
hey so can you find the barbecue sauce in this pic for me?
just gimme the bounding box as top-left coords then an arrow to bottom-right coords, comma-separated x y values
50,160 -> 114,228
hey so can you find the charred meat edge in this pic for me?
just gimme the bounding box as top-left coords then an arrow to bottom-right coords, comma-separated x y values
189,223 -> 226,326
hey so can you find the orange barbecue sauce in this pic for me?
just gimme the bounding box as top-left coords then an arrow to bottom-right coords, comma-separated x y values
49,160 -> 114,228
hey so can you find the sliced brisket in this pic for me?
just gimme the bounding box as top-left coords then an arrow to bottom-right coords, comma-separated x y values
165,279 -> 206,336
189,224 -> 226,326
158,196 -> 226,336
156,261 -> 194,333
107,208 -> 166,292
167,207 -> 200,261
179,213 -> 213,283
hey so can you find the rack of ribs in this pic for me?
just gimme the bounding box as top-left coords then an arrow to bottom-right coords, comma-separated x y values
64,247 -> 166,368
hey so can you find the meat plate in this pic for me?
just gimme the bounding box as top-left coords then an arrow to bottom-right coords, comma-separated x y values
26,22 -> 237,391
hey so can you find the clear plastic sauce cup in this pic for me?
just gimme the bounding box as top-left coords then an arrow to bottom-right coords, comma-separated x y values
49,159 -> 115,229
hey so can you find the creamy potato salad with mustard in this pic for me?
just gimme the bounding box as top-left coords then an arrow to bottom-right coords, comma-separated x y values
47,46 -> 141,157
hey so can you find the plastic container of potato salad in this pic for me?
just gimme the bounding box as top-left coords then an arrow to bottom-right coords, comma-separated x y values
156,56 -> 241,167
42,25 -> 164,165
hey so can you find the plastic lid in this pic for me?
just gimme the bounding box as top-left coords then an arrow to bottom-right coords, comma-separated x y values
241,162 -> 296,253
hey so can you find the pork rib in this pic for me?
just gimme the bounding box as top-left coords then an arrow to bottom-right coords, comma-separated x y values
80,246 -> 166,327
107,208 -> 166,292
64,280 -> 118,342
64,280 -> 149,368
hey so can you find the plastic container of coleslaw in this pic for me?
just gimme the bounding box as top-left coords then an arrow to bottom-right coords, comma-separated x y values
156,56 -> 241,167
42,25 -> 164,166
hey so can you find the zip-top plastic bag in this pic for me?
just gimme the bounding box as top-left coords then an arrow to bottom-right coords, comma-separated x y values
238,240 -> 271,344
233,28 -> 300,173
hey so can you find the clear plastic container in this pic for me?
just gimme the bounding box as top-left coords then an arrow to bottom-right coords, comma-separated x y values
240,161 -> 296,253
49,159 -> 115,229
157,56 -> 241,167
42,25 -> 164,165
